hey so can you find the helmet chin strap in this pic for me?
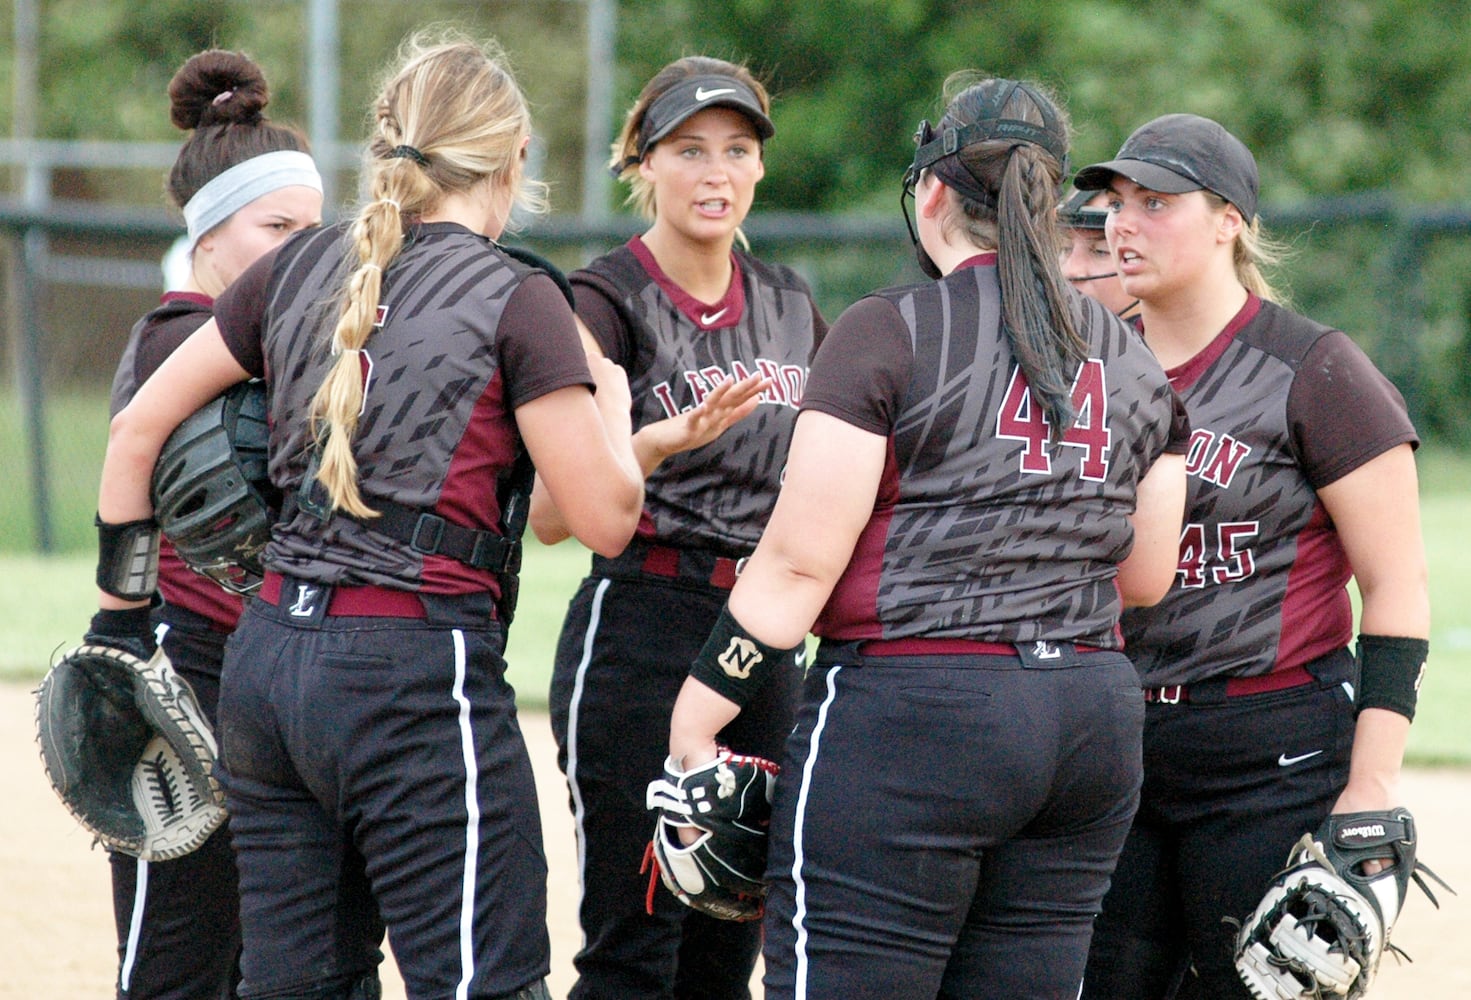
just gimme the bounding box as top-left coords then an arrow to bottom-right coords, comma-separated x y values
1066,274 -> 1141,320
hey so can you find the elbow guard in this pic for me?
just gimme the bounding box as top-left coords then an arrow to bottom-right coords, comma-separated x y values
688,604 -> 802,709
1355,634 -> 1428,721
95,514 -> 160,601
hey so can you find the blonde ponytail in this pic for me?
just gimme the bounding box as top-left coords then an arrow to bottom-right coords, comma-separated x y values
303,31 -> 540,517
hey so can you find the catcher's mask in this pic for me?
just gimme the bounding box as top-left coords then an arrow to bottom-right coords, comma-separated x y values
900,80 -> 1069,276
151,380 -> 280,594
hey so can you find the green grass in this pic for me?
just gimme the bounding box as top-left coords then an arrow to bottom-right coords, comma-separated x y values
1,391 -> 111,554
0,539 -> 595,713
1413,489 -> 1471,764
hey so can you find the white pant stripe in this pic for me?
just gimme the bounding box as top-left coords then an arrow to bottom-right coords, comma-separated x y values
450,628 -> 479,1000
119,857 -> 149,991
120,620 -> 171,992
791,664 -> 842,1000
565,578 -> 612,940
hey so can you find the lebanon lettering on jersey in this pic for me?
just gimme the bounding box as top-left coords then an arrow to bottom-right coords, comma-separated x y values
1183,428 -> 1251,488
1175,427 -> 1260,589
649,358 -> 807,418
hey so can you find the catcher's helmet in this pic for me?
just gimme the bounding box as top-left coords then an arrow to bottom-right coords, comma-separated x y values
1058,187 -> 1108,231
151,380 -> 279,594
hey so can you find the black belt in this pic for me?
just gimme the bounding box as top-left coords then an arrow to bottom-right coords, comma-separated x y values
367,498 -> 521,574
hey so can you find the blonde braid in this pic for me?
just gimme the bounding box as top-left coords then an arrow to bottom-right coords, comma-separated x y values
301,32 -> 541,518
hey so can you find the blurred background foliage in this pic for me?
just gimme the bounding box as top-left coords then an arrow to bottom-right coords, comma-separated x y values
0,0 -> 1468,486
3,0 -> 1468,210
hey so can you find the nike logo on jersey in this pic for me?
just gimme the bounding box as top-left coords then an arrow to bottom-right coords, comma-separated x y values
1277,750 -> 1324,767
699,307 -> 729,325
695,86 -> 737,102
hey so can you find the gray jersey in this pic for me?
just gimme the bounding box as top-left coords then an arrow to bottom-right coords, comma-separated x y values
572,238 -> 825,556
215,221 -> 591,593
1120,296 -> 1417,685
805,257 -> 1185,648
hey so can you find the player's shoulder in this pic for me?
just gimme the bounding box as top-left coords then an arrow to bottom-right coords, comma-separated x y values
734,247 -> 813,296
145,293 -> 213,329
572,243 -> 639,283
867,276 -> 936,307
278,220 -> 348,269
1072,291 -> 1159,364
1237,297 -> 1340,365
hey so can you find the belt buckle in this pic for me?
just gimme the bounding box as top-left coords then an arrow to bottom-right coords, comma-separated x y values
1152,685 -> 1184,705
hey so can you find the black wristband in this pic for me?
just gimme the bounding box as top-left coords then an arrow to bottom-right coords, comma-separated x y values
96,513 -> 161,601
88,605 -> 153,637
688,604 -> 801,709
1355,634 -> 1428,721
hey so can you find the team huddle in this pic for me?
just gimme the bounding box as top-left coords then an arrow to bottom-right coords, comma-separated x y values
33,25 -> 1441,1000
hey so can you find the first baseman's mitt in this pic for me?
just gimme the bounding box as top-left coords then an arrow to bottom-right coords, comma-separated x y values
644,748 -> 780,922
35,643 -> 226,861
1234,807 -> 1452,1000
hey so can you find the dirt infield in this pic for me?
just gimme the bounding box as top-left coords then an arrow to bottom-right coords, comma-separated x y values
2,679 -> 1466,998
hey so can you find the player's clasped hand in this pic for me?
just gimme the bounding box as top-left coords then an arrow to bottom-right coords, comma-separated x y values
644,748 -> 780,922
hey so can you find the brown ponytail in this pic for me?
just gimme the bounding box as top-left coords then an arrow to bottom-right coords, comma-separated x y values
936,74 -> 1086,439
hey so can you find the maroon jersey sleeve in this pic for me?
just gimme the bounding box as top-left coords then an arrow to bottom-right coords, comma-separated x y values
800,295 -> 912,436
1287,330 -> 1418,489
498,272 -> 595,407
212,246 -> 282,378
131,297 -> 213,386
1164,389 -> 1191,455
571,277 -> 636,365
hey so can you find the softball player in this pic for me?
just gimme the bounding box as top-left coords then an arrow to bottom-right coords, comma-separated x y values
91,34 -> 643,1000
1073,114 -> 1429,999
530,56 -> 826,1000
101,48 -> 322,1000
1058,187 -> 1140,323
665,75 -> 1189,1000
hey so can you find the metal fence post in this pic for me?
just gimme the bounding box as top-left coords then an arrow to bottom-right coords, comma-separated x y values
16,223 -> 53,552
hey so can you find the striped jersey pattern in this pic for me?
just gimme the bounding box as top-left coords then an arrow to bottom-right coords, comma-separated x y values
573,244 -> 822,556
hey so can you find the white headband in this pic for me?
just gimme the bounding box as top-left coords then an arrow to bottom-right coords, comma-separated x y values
182,150 -> 323,246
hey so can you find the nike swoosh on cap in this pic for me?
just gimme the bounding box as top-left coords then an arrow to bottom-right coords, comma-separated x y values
1277,750 -> 1324,766
695,87 -> 738,102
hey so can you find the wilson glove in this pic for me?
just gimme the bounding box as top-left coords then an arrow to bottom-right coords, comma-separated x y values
1234,807 -> 1452,1000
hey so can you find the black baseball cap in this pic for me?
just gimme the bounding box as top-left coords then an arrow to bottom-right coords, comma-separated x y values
1058,187 -> 1107,231
1073,113 -> 1258,223
637,75 -> 774,158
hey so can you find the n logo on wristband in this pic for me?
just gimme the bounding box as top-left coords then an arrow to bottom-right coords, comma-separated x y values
718,637 -> 763,680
